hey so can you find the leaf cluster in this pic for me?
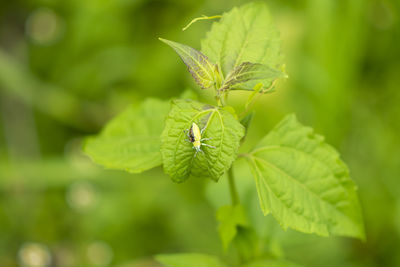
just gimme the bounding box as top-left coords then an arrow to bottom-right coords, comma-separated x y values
83,2 -> 365,266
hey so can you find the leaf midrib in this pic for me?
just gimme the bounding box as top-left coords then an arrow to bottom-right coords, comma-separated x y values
231,8 -> 261,69
249,156 -> 330,229
210,109 -> 225,176
250,155 -> 357,229
175,45 -> 214,82
171,108 -> 214,177
189,110 -> 217,179
251,144 -> 349,184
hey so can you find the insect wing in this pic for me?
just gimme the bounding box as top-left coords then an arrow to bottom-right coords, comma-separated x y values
191,123 -> 202,141
189,125 -> 195,142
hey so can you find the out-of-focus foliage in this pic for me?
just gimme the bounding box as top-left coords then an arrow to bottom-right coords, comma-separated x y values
156,253 -> 226,267
0,0 -> 399,266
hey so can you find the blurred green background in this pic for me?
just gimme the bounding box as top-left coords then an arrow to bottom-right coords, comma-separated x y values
0,0 -> 399,266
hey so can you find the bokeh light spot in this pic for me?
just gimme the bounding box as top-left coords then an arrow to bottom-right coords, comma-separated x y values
18,242 -> 51,267
87,241 -> 113,266
25,8 -> 64,45
66,181 -> 97,212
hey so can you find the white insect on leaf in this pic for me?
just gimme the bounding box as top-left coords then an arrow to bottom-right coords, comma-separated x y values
185,122 -> 215,157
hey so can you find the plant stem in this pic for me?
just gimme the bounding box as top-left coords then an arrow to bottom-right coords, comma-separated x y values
216,97 -> 223,106
228,166 -> 239,205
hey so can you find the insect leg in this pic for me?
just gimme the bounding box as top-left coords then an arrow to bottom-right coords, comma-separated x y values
202,143 -> 216,149
200,137 -> 212,141
183,129 -> 190,139
200,124 -> 209,135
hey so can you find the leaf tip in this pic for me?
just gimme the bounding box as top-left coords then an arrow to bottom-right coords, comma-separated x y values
158,37 -> 173,46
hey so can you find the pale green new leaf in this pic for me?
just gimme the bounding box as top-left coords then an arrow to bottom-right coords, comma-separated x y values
217,205 -> 248,250
247,114 -> 365,239
156,253 -> 226,267
161,99 -> 245,183
84,98 -> 170,173
201,2 -> 283,78
160,38 -> 216,89
221,62 -> 286,91
245,83 -> 264,110
240,111 -> 254,131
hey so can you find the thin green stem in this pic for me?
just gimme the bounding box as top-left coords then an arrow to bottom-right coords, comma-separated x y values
223,90 -> 229,104
238,153 -> 251,159
216,90 -> 226,107
182,15 -> 222,31
216,95 -> 223,107
228,167 -> 239,205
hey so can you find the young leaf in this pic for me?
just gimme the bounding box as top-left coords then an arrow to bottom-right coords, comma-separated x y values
245,83 -> 264,111
240,111 -> 255,142
216,205 -> 248,250
221,62 -> 286,91
161,99 -> 245,183
201,2 -> 283,78
84,98 -> 170,173
159,38 -> 216,89
156,253 -> 226,267
246,114 -> 365,239
240,111 -> 254,131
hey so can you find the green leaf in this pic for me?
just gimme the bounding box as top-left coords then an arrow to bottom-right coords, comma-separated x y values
84,98 -> 170,173
240,112 -> 255,143
246,114 -> 365,239
156,253 -> 226,267
240,111 -> 254,131
245,83 -> 264,110
217,205 -> 248,250
221,62 -> 286,91
159,38 -> 216,89
201,2 -> 283,79
161,99 -> 245,183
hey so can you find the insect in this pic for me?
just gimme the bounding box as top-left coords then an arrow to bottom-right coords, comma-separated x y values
184,122 -> 215,157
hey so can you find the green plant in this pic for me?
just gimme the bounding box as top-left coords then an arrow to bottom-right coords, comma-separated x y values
84,2 -> 364,266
